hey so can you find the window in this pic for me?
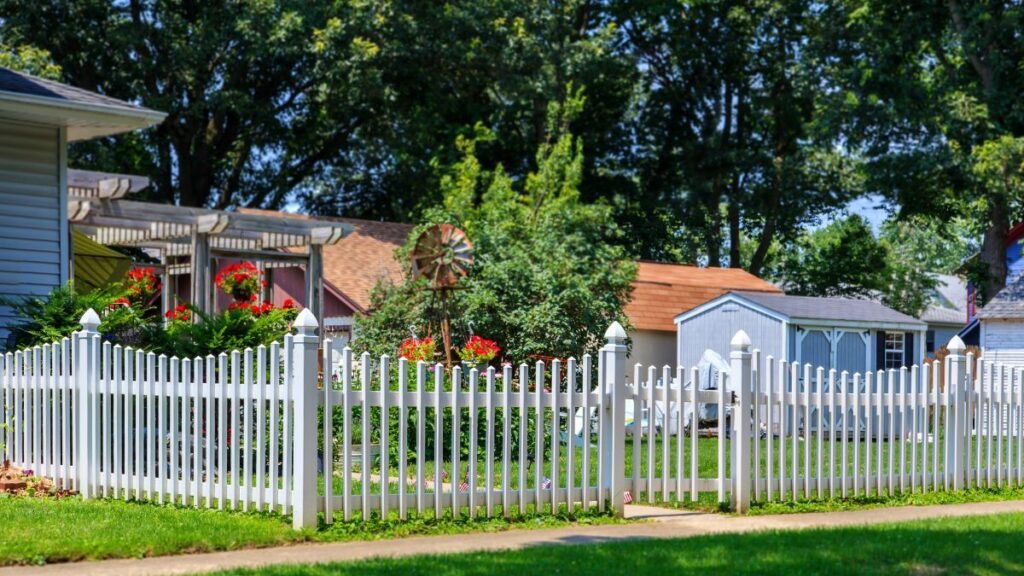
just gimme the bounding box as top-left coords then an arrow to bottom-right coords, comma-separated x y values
884,332 -> 905,369
926,330 -> 936,354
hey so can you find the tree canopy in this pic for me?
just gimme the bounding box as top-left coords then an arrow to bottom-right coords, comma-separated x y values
0,0 -> 1014,303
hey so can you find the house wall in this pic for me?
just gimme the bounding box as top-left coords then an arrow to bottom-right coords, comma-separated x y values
628,329 -> 676,371
676,301 -> 785,370
927,324 -> 962,355
981,319 -> 1024,365
0,120 -> 66,342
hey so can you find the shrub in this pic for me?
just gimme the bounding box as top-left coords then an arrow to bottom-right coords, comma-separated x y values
0,283 -> 148,350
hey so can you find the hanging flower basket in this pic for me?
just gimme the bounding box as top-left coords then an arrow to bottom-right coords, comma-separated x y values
215,261 -> 265,302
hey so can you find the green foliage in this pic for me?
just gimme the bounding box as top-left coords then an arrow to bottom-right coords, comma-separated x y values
140,305 -> 298,359
0,42 -> 60,78
772,215 -> 889,300
355,91 -> 635,363
770,215 -> 939,317
0,283 -> 147,351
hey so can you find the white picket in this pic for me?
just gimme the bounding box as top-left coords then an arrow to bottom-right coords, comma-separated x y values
12,320 -> 1024,530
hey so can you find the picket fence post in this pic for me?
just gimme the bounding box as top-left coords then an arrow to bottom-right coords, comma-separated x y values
75,309 -> 100,499
730,330 -> 752,513
291,309 -> 320,530
602,321 -> 627,516
946,335 -> 967,490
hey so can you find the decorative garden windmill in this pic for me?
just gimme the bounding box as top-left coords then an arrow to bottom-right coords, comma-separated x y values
410,224 -> 474,368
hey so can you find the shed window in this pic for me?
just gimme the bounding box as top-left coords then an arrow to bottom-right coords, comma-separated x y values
884,332 -> 904,369
926,330 -> 936,354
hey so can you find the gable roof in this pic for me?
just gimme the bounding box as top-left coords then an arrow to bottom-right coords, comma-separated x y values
977,275 -> 1024,320
0,67 -> 165,140
920,273 -> 967,326
626,262 -> 783,332
728,291 -> 925,327
239,209 -> 412,313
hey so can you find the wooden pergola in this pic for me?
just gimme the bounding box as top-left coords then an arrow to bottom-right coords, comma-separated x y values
65,174 -> 349,321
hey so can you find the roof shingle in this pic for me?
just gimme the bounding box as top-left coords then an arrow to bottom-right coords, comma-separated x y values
977,275 -> 1024,320
0,67 -> 151,112
626,262 -> 782,332
732,291 -> 926,326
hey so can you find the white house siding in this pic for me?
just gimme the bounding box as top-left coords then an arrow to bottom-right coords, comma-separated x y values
628,329 -> 676,373
676,301 -> 784,370
981,320 -> 1024,366
0,120 -> 66,341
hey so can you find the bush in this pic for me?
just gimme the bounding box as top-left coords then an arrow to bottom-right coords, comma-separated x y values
0,283 -> 149,350
142,301 -> 299,358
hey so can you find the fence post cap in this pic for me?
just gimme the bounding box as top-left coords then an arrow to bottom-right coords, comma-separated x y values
604,321 -> 626,342
730,329 -> 751,350
79,308 -> 101,331
947,335 -> 966,353
294,308 -> 318,335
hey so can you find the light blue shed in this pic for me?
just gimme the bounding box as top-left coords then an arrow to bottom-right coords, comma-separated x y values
674,291 -> 928,374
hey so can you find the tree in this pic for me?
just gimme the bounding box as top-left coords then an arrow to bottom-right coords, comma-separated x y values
820,1 -> 1024,301
0,1 -> 388,209
354,92 -> 636,362
771,214 -> 939,317
611,0 -> 862,270
0,1 -> 636,222
0,41 -> 60,79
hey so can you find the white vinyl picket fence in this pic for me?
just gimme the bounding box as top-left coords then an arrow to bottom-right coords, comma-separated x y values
2,309 -> 1022,528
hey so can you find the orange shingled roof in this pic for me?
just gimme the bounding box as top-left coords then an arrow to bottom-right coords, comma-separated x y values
626,261 -> 782,332
238,209 -> 412,313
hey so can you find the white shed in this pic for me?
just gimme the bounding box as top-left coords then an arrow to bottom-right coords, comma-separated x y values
675,291 -> 928,373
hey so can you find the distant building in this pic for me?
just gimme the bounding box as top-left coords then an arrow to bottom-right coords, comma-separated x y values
921,274 -> 968,356
624,262 -> 782,370
675,292 -> 927,373
976,275 -> 1024,365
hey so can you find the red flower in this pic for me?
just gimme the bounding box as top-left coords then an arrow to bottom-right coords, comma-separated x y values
282,299 -> 296,309
165,310 -> 176,319
250,293 -> 258,302
400,337 -> 435,362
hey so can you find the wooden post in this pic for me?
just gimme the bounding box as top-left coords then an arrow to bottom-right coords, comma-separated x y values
731,330 -> 752,513
160,255 -> 172,324
291,308 -> 319,529
306,244 -> 323,324
190,231 -> 210,315
602,321 -> 627,516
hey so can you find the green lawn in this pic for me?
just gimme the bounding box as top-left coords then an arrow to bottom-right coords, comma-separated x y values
0,496 -> 621,566
206,512 -> 1024,576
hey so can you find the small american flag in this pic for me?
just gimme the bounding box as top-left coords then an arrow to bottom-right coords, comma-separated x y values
541,476 -> 552,490
458,477 -> 470,492
623,490 -> 633,504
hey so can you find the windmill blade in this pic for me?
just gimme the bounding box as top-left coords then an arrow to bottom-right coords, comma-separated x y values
410,224 -> 474,288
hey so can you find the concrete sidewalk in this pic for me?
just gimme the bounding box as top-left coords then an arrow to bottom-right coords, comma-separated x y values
4,500 -> 1024,576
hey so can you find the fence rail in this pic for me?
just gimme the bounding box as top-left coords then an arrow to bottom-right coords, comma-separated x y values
2,310 -> 1022,528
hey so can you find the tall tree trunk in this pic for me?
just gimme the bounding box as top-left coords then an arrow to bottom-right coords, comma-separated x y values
980,197 -> 1010,301
728,199 -> 741,268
